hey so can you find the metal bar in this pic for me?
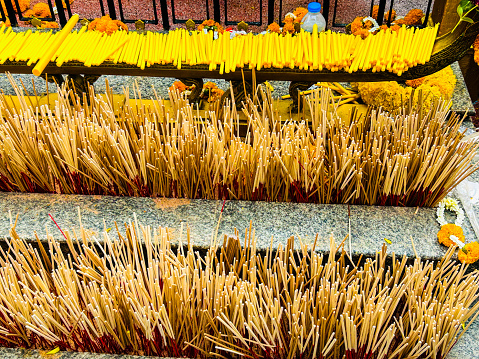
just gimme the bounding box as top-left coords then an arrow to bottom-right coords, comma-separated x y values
322,0 -> 330,26
423,0 -> 433,27
332,0 -> 339,28
369,0 -> 375,17
0,6 -> 6,22
53,0 -> 67,26
206,0 -> 210,20
3,0 -> 18,26
99,0 -> 106,16
259,0 -> 262,26
278,0 -> 282,24
118,0 -> 125,22
152,0 -> 159,25
106,0 -> 117,19
376,0 -> 387,25
386,0 -> 394,26
267,0 -> 274,24
171,0 -> 177,23
224,0 -> 227,24
213,0 -> 220,23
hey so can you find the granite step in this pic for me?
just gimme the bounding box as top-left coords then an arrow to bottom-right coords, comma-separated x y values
0,192 -> 478,358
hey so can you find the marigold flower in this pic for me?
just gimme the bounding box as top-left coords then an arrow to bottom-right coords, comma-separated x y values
437,224 -> 465,247
267,22 -> 281,34
363,20 -> 373,29
23,9 -> 34,18
89,15 -> 127,35
41,21 -> 58,28
393,18 -> 407,26
114,20 -> 128,32
198,19 -> 224,33
404,9 -> 424,25
170,81 -> 188,93
351,17 -> 364,34
356,28 -> 370,39
284,15 -> 294,23
405,66 -> 456,98
372,5 -> 396,22
282,22 -> 295,35
105,22 -> 118,35
458,242 -> 479,264
293,7 -> 308,23
32,3 -> 51,18
389,24 -> 401,32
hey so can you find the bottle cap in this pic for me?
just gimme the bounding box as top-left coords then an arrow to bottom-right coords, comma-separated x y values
308,2 -> 321,13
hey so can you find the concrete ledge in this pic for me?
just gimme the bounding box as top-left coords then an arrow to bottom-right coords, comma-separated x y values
0,192 -> 476,261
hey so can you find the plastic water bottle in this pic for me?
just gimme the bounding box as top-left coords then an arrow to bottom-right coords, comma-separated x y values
301,2 -> 326,33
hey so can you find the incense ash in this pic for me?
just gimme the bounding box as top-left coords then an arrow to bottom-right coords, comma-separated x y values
0,76 -> 477,206
0,219 -> 478,358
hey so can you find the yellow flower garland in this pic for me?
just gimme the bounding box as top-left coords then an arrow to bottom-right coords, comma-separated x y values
355,66 -> 456,113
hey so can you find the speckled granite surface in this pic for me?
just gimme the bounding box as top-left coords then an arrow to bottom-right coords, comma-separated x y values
0,192 -> 466,261
0,347 -> 160,358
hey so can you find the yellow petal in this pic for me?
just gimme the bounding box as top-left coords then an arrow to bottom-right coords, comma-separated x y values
384,238 -> 392,244
106,227 -> 112,233
46,347 -> 60,354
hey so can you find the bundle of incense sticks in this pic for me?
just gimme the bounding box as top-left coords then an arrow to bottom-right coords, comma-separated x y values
0,20 -> 438,76
0,217 -> 478,359
0,76 -> 476,207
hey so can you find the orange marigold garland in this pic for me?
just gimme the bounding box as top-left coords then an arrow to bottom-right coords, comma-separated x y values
436,197 -> 479,264
437,223 -> 465,247
458,242 -> 479,264
198,19 -> 224,33
293,7 -> 308,23
267,22 -> 280,34
281,22 -> 295,36
31,2 -> 51,18
403,9 -> 424,26
169,81 -> 189,94
201,81 -> 224,102
88,15 -> 128,35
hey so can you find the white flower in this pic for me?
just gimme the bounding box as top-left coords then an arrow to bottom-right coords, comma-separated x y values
437,197 -> 464,227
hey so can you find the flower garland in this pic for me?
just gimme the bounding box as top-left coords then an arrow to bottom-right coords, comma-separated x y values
437,197 -> 464,227
436,197 -> 479,264
355,66 -> 457,113
436,197 -> 465,249
198,20 -> 224,34
351,8 -> 424,39
88,15 -> 128,35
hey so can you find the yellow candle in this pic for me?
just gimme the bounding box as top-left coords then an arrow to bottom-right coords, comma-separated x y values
249,34 -> 257,69
27,31 -> 53,66
256,34 -> 263,70
32,14 -> 79,76
224,31 -> 230,73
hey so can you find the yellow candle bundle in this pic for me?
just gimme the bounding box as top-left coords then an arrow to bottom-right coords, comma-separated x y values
0,21 -> 439,77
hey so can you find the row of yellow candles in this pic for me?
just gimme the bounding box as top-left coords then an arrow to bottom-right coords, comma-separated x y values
0,17 -> 438,77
